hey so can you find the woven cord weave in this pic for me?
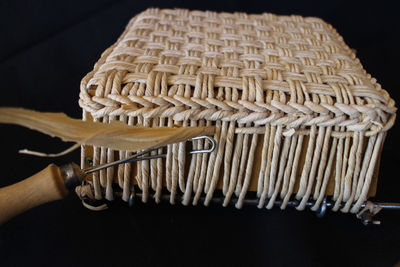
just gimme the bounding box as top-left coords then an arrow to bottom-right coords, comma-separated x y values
79,8 -> 396,213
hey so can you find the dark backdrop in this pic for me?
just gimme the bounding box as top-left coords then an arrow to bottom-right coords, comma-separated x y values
0,0 -> 399,266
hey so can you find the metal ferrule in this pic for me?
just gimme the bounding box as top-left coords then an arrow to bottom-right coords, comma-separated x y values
60,163 -> 86,191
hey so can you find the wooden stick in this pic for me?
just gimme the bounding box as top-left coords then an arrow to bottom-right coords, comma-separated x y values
0,164 -> 68,225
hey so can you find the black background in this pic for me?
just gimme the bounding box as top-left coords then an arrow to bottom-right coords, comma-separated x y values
0,0 -> 399,266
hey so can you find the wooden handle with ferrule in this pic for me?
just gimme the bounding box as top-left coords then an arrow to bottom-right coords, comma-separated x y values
0,163 -> 81,225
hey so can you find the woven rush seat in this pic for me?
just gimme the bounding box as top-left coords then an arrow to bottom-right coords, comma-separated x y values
79,8 -> 396,213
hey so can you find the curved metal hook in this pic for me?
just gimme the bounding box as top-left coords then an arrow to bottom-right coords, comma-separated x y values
83,135 -> 217,175
189,135 -> 216,154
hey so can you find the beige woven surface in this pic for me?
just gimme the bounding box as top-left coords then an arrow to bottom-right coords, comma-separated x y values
79,8 -> 396,213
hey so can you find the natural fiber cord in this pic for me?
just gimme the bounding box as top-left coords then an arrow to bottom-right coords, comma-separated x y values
79,8 -> 396,213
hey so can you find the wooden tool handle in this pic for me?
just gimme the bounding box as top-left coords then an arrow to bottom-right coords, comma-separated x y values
0,164 -> 69,225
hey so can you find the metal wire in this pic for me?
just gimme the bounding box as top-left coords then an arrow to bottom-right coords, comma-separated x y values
83,135 -> 216,175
